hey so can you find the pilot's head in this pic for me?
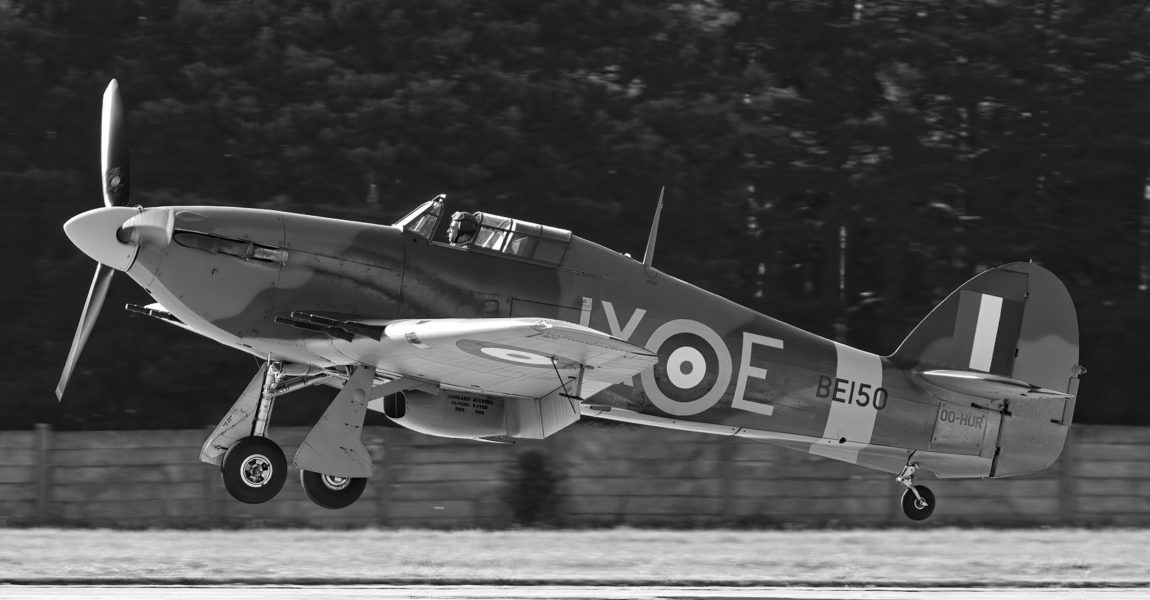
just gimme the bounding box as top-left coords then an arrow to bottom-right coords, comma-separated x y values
448,211 -> 479,245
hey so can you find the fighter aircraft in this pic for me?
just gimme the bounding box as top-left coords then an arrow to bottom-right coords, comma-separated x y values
57,80 -> 1083,520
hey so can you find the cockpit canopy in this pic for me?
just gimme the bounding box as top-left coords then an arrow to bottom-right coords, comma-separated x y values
394,195 -> 572,265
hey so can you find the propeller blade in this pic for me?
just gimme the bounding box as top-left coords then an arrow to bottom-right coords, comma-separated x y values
55,263 -> 114,400
101,79 -> 130,207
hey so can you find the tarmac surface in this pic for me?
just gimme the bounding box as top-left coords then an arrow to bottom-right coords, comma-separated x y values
4,529 -> 1147,597
2,586 -> 1148,599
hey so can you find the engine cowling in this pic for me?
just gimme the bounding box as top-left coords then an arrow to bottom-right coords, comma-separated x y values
378,389 -> 508,440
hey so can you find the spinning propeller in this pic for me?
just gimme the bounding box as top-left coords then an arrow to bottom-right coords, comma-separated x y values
55,80 -> 132,400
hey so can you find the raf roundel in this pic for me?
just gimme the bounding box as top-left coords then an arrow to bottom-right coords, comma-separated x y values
481,347 -> 551,365
456,339 -> 576,369
639,319 -> 732,416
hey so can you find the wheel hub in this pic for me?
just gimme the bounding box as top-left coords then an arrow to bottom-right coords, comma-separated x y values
240,453 -> 273,488
321,474 -> 351,491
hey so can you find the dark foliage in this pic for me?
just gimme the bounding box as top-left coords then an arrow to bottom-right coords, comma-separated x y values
1,0 -> 1146,428
503,450 -> 561,526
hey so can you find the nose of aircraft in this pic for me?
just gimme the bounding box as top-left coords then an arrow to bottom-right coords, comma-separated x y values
64,206 -> 173,271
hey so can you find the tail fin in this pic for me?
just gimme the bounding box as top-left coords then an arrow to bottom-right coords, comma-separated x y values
890,262 -> 1080,392
890,262 -> 1082,477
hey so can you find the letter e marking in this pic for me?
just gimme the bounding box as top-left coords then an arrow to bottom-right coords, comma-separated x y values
731,332 -> 784,417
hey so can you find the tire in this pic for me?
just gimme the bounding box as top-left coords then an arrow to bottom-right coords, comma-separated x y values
221,436 -> 287,504
300,469 -> 367,510
901,484 -> 936,521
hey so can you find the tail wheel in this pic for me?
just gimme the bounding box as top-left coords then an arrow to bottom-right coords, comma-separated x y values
901,484 -> 936,521
221,436 -> 287,504
300,469 -> 367,510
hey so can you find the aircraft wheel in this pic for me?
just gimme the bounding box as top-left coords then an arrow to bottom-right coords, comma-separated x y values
901,484 -> 936,521
220,436 -> 287,504
300,469 -> 367,510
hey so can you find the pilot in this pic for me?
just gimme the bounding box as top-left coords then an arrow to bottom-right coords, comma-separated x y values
447,211 -> 479,246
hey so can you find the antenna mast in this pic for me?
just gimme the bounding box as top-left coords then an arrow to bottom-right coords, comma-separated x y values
642,186 -> 665,268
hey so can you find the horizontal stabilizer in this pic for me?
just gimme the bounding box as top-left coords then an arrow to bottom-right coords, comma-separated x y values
921,369 -> 1073,402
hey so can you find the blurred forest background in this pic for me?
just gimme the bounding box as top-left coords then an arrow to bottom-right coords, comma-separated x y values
1,0 -> 1147,429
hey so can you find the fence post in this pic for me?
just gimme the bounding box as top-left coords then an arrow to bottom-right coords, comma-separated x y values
34,423 -> 52,524
374,430 -> 391,527
201,426 -> 221,524
718,436 -> 736,523
1058,428 -> 1078,524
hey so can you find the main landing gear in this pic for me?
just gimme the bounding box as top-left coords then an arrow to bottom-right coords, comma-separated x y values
201,360 -> 394,509
896,462 -> 935,521
210,359 -> 290,504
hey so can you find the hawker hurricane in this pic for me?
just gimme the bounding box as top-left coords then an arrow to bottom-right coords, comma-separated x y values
58,81 -> 1082,519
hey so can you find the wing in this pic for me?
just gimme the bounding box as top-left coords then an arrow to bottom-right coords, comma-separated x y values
286,314 -> 657,399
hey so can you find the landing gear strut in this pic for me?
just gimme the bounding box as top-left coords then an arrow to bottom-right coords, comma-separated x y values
294,365 -> 382,510
896,463 -> 935,521
207,359 -> 291,504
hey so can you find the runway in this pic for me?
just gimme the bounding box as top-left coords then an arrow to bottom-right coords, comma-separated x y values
1,586 -> 1147,599
3,529 -> 1147,597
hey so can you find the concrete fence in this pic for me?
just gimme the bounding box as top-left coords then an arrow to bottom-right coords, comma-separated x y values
0,422 -> 1148,527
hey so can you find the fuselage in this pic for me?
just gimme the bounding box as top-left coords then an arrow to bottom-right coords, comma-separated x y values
101,203 -> 988,477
